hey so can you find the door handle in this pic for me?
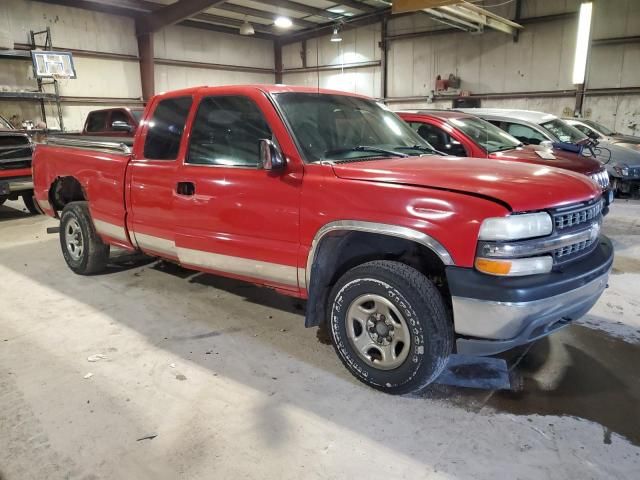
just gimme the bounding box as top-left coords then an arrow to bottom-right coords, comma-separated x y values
177,181 -> 195,196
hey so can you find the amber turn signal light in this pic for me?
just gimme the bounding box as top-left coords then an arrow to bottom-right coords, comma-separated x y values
475,258 -> 512,275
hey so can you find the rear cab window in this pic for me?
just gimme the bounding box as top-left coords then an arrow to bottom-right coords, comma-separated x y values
143,97 -> 193,160
86,111 -> 108,132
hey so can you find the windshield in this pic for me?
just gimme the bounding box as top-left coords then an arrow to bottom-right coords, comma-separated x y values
582,119 -> 614,136
273,93 -> 433,162
0,115 -> 13,130
540,118 -> 588,143
448,116 -> 520,153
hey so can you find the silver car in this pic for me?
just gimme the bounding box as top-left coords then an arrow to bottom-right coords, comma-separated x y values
459,108 -> 640,196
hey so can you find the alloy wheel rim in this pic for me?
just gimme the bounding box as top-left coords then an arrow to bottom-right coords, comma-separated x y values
345,293 -> 411,370
65,218 -> 84,261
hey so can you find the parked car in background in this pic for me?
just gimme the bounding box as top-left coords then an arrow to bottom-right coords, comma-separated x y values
32,85 -> 613,394
564,118 -> 640,147
82,107 -> 143,137
398,110 -> 613,207
460,108 -> 640,196
0,114 -> 40,214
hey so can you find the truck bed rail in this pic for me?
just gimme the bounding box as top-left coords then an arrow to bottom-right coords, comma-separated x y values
45,136 -> 132,154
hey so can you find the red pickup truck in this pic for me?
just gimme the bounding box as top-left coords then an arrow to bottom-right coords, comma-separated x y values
32,85 -> 613,394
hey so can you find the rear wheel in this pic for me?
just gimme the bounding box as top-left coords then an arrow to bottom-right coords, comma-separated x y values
59,202 -> 110,275
328,260 -> 453,395
22,193 -> 42,215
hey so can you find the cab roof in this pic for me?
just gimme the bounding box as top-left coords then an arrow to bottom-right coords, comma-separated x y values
154,84 -> 370,99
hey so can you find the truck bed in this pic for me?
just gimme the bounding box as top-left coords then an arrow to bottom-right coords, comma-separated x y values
32,137 -> 132,247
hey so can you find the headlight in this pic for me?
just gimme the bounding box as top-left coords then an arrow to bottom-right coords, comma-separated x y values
614,164 -> 630,176
478,212 -> 553,241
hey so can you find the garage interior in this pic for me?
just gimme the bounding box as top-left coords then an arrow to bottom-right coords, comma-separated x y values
1,0 -> 640,479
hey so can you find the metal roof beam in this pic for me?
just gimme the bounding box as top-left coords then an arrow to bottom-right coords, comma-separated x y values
216,3 -> 316,29
139,0 -> 227,33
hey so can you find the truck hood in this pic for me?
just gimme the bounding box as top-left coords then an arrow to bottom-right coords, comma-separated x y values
490,146 -> 603,176
331,156 -> 600,212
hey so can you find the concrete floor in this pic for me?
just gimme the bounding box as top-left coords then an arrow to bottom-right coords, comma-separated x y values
1,199 -> 639,480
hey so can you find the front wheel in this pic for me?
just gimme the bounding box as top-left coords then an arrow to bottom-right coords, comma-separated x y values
328,260 -> 453,395
59,202 -> 110,275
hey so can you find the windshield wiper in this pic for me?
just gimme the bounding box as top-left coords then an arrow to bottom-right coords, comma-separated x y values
324,145 -> 409,159
393,144 -> 441,155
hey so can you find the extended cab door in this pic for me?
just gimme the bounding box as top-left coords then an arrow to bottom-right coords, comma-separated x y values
126,95 -> 193,260
173,91 -> 303,291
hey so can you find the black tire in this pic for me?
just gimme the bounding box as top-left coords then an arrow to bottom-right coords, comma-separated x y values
328,260 -> 453,395
59,201 -> 110,275
22,192 -> 42,215
0,195 -> 7,206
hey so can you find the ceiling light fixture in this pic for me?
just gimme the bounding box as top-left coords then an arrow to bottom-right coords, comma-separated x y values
274,17 -> 293,28
330,26 -> 342,42
572,2 -> 593,85
239,17 -> 254,36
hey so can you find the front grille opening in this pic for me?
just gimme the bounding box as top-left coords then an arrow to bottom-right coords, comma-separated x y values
553,199 -> 603,231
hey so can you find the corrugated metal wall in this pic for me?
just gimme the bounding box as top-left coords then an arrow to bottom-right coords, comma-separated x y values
0,0 -> 274,130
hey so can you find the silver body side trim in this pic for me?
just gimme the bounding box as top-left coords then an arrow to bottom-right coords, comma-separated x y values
94,219 -> 128,242
452,270 -> 609,340
305,220 -> 454,289
131,231 -> 298,287
178,247 -> 298,287
135,232 -> 177,257
297,267 -> 307,289
46,137 -> 131,154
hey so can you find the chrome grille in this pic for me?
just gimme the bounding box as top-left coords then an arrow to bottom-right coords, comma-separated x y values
553,238 -> 596,260
589,170 -> 609,190
553,200 -> 603,230
0,134 -> 32,170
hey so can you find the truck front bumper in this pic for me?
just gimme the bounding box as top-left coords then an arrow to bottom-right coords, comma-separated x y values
446,235 -> 614,356
0,176 -> 33,196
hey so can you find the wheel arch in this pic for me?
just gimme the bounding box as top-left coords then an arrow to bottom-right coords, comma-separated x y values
304,221 -> 454,328
49,176 -> 87,215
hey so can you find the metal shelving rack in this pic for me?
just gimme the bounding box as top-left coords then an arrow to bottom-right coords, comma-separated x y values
0,27 -> 64,130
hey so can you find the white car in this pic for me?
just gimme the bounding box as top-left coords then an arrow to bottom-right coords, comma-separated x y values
563,118 -> 640,147
459,108 -> 640,196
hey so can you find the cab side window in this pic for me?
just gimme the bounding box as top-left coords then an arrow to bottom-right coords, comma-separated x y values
188,96 -> 272,167
409,121 -> 467,156
502,122 -> 546,145
110,110 -> 129,125
143,97 -> 192,160
86,111 -> 107,132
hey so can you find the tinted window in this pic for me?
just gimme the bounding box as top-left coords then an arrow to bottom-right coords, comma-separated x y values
274,93 -> 430,162
409,122 -> 467,156
131,109 -> 144,123
502,122 -> 547,145
540,119 -> 588,143
86,111 -> 107,132
447,116 -> 521,153
110,110 -> 129,125
143,97 -> 192,160
188,96 -> 271,167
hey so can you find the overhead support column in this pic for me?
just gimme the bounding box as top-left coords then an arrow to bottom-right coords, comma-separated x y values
136,23 -> 155,102
274,40 -> 283,84
134,1 -> 225,101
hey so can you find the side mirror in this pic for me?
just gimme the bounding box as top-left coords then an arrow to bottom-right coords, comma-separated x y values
259,139 -> 286,171
111,120 -> 133,132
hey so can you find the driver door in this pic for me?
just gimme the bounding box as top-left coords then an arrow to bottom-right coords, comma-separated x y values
173,91 -> 303,291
